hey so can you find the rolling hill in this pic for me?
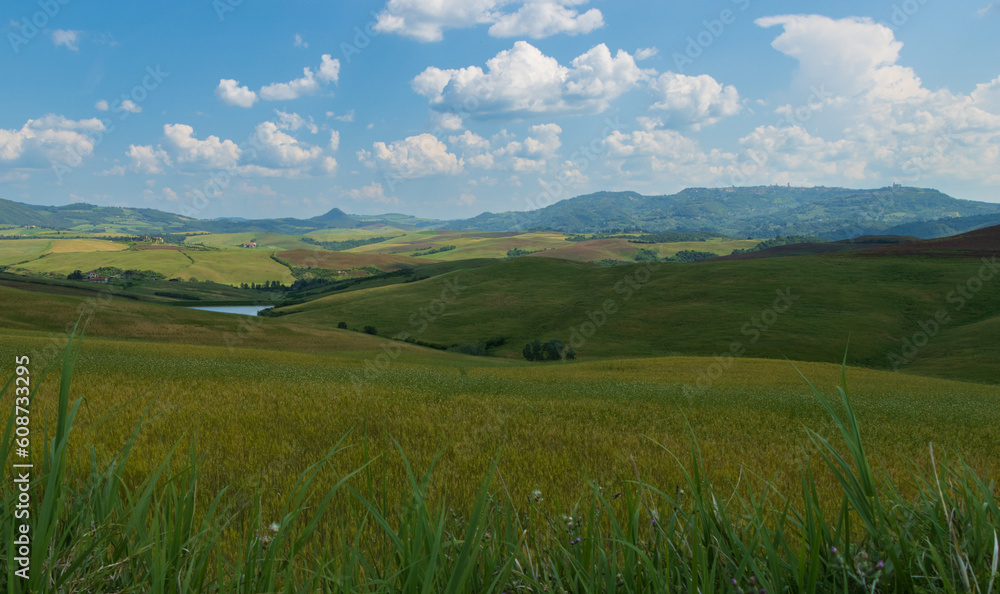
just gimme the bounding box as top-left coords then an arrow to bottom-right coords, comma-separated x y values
439,186 -> 1000,238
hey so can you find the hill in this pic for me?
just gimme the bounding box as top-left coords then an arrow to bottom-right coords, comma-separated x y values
4,185 -> 1000,240
437,186 -> 1000,238
0,197 -> 360,235
276,254 -> 1000,382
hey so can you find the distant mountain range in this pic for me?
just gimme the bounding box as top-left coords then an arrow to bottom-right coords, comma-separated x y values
2,186 -> 999,239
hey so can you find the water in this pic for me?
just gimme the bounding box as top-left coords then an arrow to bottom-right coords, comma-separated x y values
186,305 -> 272,316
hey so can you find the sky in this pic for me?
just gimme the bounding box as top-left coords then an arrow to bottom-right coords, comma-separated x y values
2,0 -> 1000,221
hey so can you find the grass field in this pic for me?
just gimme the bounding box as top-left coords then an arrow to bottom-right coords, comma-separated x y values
305,225 -> 408,242
2,254 -> 999,590
348,230 -> 572,260
530,238 -> 759,262
184,232 -> 319,251
0,238 -> 128,266
9,247 -> 296,285
278,254 -> 1000,382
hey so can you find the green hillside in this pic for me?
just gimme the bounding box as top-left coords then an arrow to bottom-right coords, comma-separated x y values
277,254 -> 1000,382
441,186 -> 1000,238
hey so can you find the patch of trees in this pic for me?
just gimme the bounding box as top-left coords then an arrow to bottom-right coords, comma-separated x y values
630,230 -> 724,243
411,245 -> 456,257
363,325 -> 378,335
506,247 -> 543,258
448,336 -> 507,357
300,236 -> 393,251
730,235 -> 827,255
634,248 -> 660,262
668,250 -> 717,263
522,339 -> 576,362
239,281 -> 287,290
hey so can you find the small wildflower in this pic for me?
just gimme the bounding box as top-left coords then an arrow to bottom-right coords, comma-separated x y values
731,578 -> 738,586
269,522 -> 280,533
830,546 -> 838,554
531,490 -> 543,503
877,560 -> 885,569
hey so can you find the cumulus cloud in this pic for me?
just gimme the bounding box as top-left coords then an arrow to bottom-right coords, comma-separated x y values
358,133 -> 463,177
274,110 -> 318,133
128,118 -> 337,178
374,0 -> 602,42
95,99 -> 109,111
219,55 -> 339,105
51,29 -> 80,51
447,124 -> 562,172
119,99 -> 142,114
126,144 -> 170,174
216,79 -> 259,108
648,72 -> 741,129
0,115 -> 105,168
753,14 -> 1000,184
413,41 -> 648,118
342,182 -> 399,205
635,47 -> 659,61
488,1 -> 604,39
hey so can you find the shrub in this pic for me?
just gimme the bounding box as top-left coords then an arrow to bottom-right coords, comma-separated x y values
337,321 -> 348,329
363,325 -> 377,335
522,339 -> 574,361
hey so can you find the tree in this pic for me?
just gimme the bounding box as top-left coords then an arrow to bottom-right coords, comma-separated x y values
337,322 -> 348,329
522,339 -> 573,362
67,270 -> 84,280
363,325 -> 377,335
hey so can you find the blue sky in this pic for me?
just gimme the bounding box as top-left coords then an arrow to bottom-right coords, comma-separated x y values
2,0 -> 999,220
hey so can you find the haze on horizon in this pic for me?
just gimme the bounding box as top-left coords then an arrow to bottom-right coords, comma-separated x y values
2,0 -> 1000,221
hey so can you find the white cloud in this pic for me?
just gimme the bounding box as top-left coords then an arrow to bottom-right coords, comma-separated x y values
648,72 -> 741,129
0,115 -> 105,168
448,123 -> 562,172
119,99 -> 142,114
972,76 -> 1000,114
756,15 -> 925,102
95,99 -> 109,111
258,54 -> 339,101
251,121 -> 324,169
155,124 -> 241,170
51,29 -> 80,51
752,14 -> 1000,184
216,79 -> 259,108
294,33 -> 308,48
432,111 -> 464,131
488,1 -> 604,39
329,130 -> 340,151
342,182 -> 399,205
274,110 -> 318,133
358,133 -> 463,177
976,2 -> 1000,17
374,0 -> 602,42
127,144 -> 170,174
635,47 -> 658,61
328,110 -> 355,122
413,41 -> 648,118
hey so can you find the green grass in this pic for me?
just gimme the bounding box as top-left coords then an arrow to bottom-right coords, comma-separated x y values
1,331 -> 998,591
10,248 -> 295,285
348,230 -> 572,260
279,255 -> 1000,381
183,232 -> 319,251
